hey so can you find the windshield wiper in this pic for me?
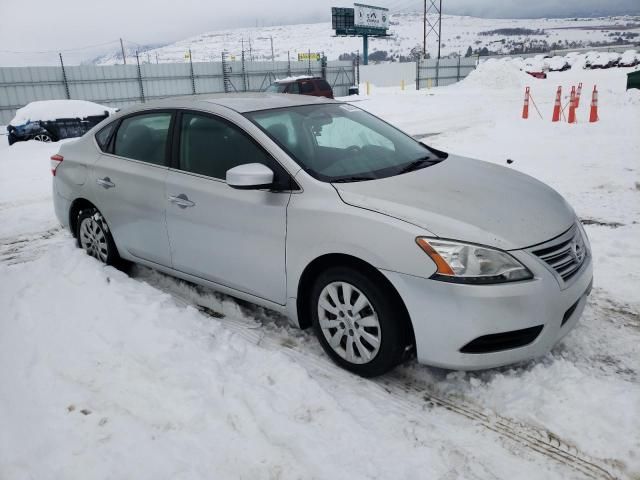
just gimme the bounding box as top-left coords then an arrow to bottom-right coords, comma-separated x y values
332,176 -> 375,183
398,156 -> 438,175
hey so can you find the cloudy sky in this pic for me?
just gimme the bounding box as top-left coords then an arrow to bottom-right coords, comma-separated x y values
0,0 -> 638,61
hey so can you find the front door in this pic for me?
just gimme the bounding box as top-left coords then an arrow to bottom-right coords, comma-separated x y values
165,111 -> 290,304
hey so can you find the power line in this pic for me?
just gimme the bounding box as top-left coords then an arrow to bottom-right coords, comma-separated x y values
0,39 -> 122,54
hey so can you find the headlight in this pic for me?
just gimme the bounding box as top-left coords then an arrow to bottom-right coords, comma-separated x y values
416,238 -> 533,284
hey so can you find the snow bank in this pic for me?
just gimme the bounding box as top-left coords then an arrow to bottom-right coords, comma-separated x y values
460,58 -> 528,90
9,100 -> 116,126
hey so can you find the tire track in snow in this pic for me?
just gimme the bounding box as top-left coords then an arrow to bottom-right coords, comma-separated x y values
137,269 -> 622,480
3,231 -> 627,478
0,227 -> 63,265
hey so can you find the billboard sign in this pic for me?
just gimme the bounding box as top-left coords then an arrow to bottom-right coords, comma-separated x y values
298,52 -> 321,61
354,3 -> 389,31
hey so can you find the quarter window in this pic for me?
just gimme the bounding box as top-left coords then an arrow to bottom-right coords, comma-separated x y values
95,122 -> 116,152
178,113 -> 274,181
113,112 -> 172,165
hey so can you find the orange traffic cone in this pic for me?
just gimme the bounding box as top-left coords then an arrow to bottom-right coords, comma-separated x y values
589,85 -> 598,123
552,86 -> 562,122
568,86 -> 577,124
575,82 -> 582,108
522,86 -> 530,119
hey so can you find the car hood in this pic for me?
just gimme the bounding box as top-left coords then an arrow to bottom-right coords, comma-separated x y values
334,155 -> 575,250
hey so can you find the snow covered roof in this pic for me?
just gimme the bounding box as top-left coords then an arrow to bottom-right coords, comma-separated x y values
10,100 -> 116,126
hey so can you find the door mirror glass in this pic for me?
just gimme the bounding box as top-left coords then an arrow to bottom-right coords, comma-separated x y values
226,163 -> 274,190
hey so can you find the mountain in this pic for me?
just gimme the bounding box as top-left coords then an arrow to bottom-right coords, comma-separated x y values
94,13 -> 640,65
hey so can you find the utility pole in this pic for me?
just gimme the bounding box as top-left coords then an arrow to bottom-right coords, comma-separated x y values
423,0 -> 426,58
270,36 -> 275,68
437,0 -> 442,60
120,38 -> 127,65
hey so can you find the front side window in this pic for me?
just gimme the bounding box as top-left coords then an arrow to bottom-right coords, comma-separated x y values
246,104 -> 445,182
287,82 -> 300,94
178,113 -> 275,181
266,83 -> 287,93
113,112 -> 172,165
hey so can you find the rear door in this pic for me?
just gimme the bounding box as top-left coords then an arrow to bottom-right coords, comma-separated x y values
91,110 -> 174,266
164,109 -> 291,304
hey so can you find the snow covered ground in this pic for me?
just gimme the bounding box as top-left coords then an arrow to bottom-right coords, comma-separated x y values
93,14 -> 640,65
1,60 -> 639,479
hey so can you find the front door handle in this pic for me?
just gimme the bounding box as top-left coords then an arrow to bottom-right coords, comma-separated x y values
96,177 -> 115,189
168,194 -> 195,208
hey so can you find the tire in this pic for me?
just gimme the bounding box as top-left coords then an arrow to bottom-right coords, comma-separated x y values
32,133 -> 53,143
310,266 -> 410,377
76,207 -> 120,266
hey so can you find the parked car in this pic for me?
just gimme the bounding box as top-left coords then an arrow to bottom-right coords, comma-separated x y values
587,52 -> 620,69
266,76 -> 334,98
546,56 -> 571,72
619,49 -> 640,68
52,93 -> 592,377
522,58 -> 548,78
7,99 -> 115,145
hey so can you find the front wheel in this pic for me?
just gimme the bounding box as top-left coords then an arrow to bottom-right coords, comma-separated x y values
310,267 -> 410,377
76,208 -> 119,265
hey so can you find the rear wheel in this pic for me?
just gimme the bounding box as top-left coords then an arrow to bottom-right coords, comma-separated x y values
76,208 -> 119,265
310,266 -> 409,377
32,133 -> 52,143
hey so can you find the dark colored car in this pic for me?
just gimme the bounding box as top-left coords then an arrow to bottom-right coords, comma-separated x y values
266,77 -> 334,99
7,114 -> 111,145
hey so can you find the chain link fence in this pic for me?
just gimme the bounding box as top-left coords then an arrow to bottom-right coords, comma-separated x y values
0,58 -> 356,125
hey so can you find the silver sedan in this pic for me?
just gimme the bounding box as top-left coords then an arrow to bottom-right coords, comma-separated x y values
52,93 -> 593,377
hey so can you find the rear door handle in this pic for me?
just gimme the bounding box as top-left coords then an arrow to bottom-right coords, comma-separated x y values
168,194 -> 195,208
96,177 -> 115,189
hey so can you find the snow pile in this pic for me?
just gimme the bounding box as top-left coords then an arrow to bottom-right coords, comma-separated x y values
274,75 -> 314,82
9,100 -> 116,126
459,58 -> 528,90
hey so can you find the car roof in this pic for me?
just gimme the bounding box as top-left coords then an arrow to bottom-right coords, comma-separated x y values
121,92 -> 338,114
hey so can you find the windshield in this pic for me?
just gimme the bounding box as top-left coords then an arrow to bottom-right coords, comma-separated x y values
265,83 -> 287,93
245,103 -> 446,182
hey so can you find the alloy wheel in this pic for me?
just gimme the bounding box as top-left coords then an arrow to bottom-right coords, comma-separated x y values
33,134 -> 52,142
317,281 -> 381,364
79,216 -> 109,263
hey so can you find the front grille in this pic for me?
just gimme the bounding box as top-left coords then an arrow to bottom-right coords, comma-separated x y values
532,226 -> 587,282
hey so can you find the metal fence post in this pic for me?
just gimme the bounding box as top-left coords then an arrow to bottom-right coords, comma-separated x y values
188,48 -> 196,95
356,50 -> 360,86
435,58 -> 440,87
415,59 -> 420,90
241,49 -> 248,91
457,55 -> 461,82
135,51 -> 145,103
321,55 -> 327,80
59,53 -> 71,99
307,50 -> 311,75
221,51 -> 231,93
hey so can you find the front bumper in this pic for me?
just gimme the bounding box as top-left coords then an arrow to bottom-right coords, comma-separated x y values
382,250 -> 593,370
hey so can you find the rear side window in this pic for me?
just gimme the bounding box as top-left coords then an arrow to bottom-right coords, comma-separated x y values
299,81 -> 315,94
95,122 -> 116,152
113,112 -> 172,166
287,82 -> 300,94
316,79 -> 331,91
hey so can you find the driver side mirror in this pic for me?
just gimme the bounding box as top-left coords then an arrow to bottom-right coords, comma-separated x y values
226,163 -> 274,190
